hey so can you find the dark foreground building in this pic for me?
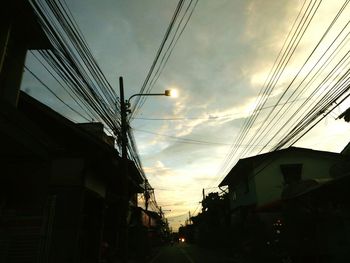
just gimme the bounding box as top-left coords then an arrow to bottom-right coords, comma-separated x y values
1,91 -> 145,262
0,2 -> 146,262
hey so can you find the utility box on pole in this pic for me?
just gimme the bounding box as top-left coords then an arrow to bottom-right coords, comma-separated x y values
119,76 -> 129,262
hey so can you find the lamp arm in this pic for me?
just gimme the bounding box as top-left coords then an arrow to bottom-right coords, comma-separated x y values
127,92 -> 166,103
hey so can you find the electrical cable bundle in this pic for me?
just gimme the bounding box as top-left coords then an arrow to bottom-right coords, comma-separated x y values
211,0 -> 350,188
28,0 -> 162,206
211,0 -> 322,187
29,0 -> 120,139
242,0 -> 350,154
129,0 -> 199,119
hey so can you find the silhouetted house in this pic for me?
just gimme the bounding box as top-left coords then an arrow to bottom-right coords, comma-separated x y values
0,2 -> 144,262
128,207 -> 169,260
219,147 -> 343,219
218,147 -> 350,261
1,91 -> 144,262
219,147 -> 342,228
283,167 -> 350,258
143,210 -> 165,245
191,192 -> 230,247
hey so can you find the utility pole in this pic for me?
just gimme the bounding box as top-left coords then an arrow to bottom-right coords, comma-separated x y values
119,76 -> 128,262
117,77 -> 176,261
202,188 -> 205,212
144,180 -> 150,211
120,76 -> 127,160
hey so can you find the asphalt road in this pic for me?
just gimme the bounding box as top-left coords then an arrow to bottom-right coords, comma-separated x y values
148,243 -> 236,263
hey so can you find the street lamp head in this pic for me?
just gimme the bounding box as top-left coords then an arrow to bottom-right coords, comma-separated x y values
165,89 -> 178,97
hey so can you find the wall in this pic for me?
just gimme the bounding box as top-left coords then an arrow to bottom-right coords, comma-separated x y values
85,171 -> 106,198
229,172 -> 257,211
254,151 -> 339,206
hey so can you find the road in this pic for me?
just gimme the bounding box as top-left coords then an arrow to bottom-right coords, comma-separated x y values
148,243 -> 236,263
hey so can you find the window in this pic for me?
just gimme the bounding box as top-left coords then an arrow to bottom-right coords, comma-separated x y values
280,163 -> 302,184
244,178 -> 249,193
232,191 -> 237,201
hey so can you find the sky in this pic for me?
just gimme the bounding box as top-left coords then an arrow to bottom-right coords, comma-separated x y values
22,0 -> 350,230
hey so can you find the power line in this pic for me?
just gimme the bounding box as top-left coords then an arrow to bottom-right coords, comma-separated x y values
132,98 -> 306,121
28,0 -> 154,202
211,0 -> 320,188
130,0 -> 198,119
130,0 -> 185,118
29,51 -> 99,122
132,128 -> 231,146
211,0 -> 350,190
29,0 -> 120,136
24,65 -> 91,122
136,0 -> 200,115
241,0 -> 350,157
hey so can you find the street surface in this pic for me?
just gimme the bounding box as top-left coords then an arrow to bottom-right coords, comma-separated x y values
148,243 -> 236,263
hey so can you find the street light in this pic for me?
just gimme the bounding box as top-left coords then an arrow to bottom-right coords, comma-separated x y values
165,89 -> 178,97
119,77 -> 177,158
127,88 -> 177,105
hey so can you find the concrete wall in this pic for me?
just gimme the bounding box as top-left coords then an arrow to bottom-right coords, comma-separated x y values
229,172 -> 257,211
254,151 -> 339,206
